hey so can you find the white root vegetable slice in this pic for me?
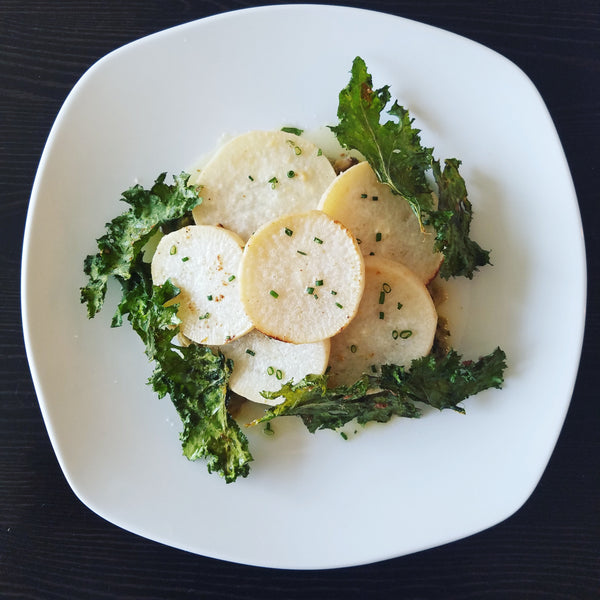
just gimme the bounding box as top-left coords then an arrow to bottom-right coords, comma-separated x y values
327,255 -> 437,387
239,210 -> 365,344
215,330 -> 330,406
151,225 -> 253,345
318,160 -> 443,284
190,130 -> 336,242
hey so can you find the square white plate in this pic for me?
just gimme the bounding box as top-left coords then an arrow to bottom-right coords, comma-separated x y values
22,5 -> 585,569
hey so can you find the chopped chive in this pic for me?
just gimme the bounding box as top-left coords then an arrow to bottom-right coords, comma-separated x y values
369,252 -> 375,256
270,290 -> 279,298
248,175 -> 254,181
198,312 -> 210,320
313,237 -> 323,244
246,349 -> 256,356
372,195 -> 379,201
382,283 -> 391,293
306,286 -> 315,294
350,344 -> 357,353
379,312 -> 384,320
169,245 -> 177,255
228,274 -> 236,282
287,170 -> 296,178
313,294 -> 319,300
375,232 -> 382,242
284,227 -> 293,236
181,256 -> 190,262
294,146 -> 302,156
275,369 -> 283,380
225,335 -> 232,341
207,295 -> 213,301
399,330 -> 413,339
379,291 -> 385,304
392,330 -> 399,339
268,176 -> 278,189
340,432 -> 348,440
330,290 -> 337,295
317,148 -> 323,156
397,302 -> 403,310
360,193 -> 368,198
281,126 -> 303,135
356,238 -> 362,244
297,250 -> 307,255
267,366 -> 275,376
315,279 -> 323,287
263,421 -> 275,436
335,302 -> 344,309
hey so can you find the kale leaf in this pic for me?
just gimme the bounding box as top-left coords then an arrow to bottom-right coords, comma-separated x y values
119,275 -> 252,483
253,348 -> 506,432
253,375 -> 421,433
429,158 -> 491,279
377,348 -> 507,412
81,173 -> 252,483
330,56 -> 492,279
80,172 -> 200,318
329,56 -> 435,228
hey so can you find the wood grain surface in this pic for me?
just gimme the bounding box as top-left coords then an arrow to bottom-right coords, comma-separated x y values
1,1 -> 598,598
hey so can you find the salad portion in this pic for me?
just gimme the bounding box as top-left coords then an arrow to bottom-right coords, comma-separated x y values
80,57 -> 506,483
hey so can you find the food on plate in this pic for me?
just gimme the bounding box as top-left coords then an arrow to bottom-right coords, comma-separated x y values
326,256 -> 437,387
80,56 -> 507,484
190,130 -> 336,241
330,56 -> 491,280
318,160 -> 442,284
151,224 -> 253,345
215,330 -> 330,405
238,210 -> 365,344
80,172 -> 201,320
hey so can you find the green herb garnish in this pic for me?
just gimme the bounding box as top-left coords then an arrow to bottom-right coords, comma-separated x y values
281,126 -> 303,136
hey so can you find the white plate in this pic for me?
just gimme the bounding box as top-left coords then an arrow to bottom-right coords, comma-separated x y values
22,5 -> 585,569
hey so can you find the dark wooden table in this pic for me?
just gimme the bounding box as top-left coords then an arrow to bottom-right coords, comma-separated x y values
2,1 -> 598,597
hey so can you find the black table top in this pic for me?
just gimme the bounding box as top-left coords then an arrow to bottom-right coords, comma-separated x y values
2,1 -> 598,597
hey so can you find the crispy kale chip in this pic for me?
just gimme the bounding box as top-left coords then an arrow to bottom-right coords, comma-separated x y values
80,172 -> 200,319
252,375 -> 421,433
329,56 -> 435,228
253,348 -> 506,432
119,276 -> 252,483
330,56 -> 491,279
80,173 -> 252,483
429,158 -> 491,279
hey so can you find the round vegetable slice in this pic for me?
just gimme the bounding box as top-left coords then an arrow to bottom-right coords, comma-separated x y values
239,210 -> 365,344
318,160 -> 443,283
151,225 -> 253,345
215,330 -> 330,406
190,130 -> 336,241
326,255 -> 438,387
